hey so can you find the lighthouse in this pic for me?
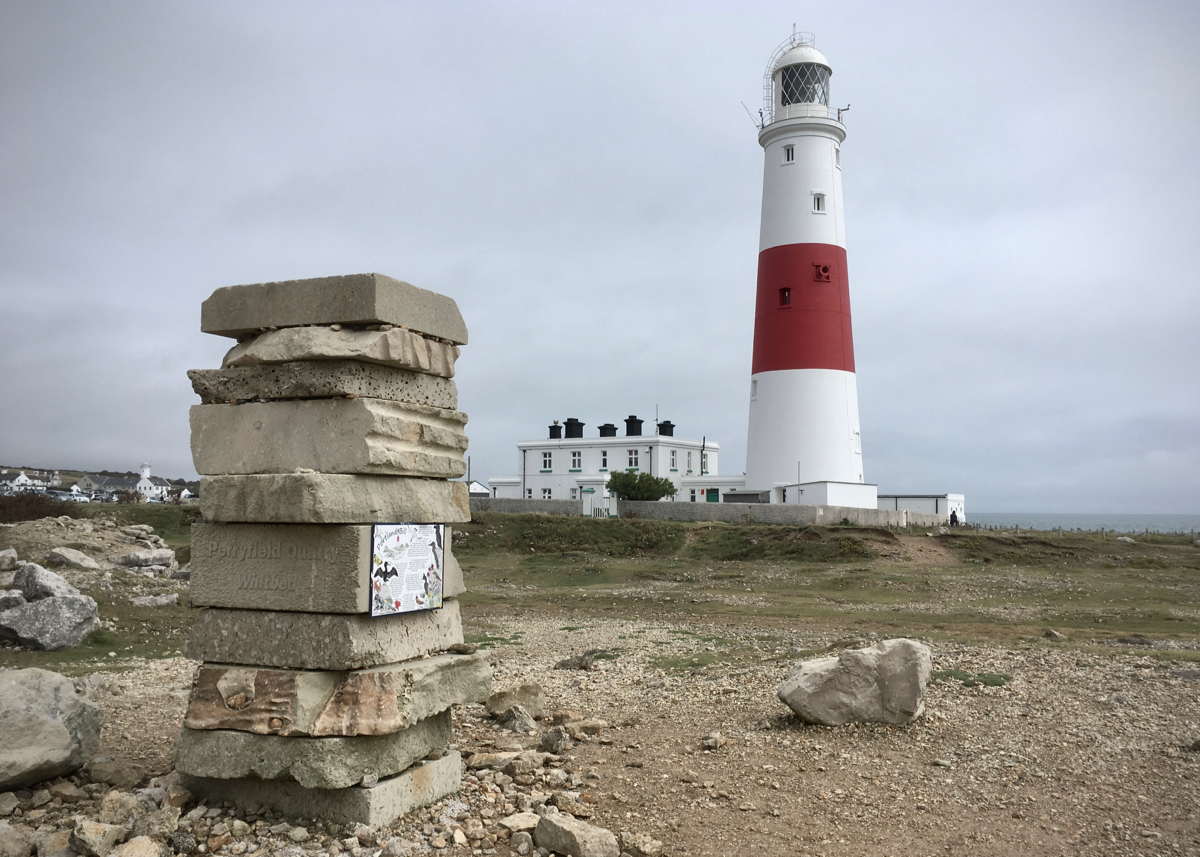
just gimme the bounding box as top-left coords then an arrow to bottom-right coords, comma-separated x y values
744,33 -> 876,508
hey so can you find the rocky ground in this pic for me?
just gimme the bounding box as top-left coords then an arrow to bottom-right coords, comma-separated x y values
2,516 -> 1199,856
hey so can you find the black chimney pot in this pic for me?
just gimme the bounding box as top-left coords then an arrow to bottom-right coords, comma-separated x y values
548,422 -> 562,439
624,415 -> 643,437
564,418 -> 585,439
657,420 -> 675,437
598,423 -> 617,437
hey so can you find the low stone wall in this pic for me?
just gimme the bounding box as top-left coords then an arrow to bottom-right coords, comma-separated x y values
469,498 -> 583,517
617,501 -> 945,528
469,497 -> 945,527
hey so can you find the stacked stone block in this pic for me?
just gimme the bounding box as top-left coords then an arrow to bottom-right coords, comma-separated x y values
175,273 -> 490,826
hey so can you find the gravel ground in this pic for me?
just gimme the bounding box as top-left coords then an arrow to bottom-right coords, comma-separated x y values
2,610 -> 1191,857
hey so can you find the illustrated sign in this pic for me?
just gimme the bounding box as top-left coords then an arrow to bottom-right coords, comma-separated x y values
369,523 -> 445,617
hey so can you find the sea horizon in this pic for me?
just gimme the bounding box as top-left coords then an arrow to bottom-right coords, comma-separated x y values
966,512 -> 1200,533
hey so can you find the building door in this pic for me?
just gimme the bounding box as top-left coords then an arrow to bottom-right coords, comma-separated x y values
706,489 -> 719,503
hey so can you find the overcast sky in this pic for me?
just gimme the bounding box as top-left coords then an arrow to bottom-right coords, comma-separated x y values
2,1 -> 1197,513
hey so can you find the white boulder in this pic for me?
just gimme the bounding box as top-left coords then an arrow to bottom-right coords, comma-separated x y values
0,595 -> 101,651
0,668 -> 103,789
48,547 -> 101,570
778,638 -> 932,726
13,563 -> 80,600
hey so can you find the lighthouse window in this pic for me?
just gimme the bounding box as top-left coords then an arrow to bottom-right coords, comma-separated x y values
812,193 -> 826,213
780,63 -> 831,107
783,145 -> 794,164
627,449 -> 639,469
779,288 -> 791,306
542,452 -> 552,470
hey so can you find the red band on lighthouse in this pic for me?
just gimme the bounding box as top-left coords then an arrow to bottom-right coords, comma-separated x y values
751,243 -> 855,375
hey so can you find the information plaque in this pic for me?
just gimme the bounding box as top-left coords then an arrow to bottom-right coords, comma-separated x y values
369,523 -> 445,617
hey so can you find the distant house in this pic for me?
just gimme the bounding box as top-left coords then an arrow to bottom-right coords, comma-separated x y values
0,469 -> 60,491
77,464 -> 171,501
467,480 -> 490,499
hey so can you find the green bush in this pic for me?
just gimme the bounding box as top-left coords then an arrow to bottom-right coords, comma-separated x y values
605,471 -> 678,501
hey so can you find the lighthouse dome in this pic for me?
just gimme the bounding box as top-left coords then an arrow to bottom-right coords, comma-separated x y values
774,43 -> 831,74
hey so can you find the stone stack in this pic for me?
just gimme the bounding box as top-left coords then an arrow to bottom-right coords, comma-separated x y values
175,273 -> 491,826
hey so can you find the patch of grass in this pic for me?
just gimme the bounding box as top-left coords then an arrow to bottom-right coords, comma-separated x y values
463,631 -> 524,648
931,669 -> 1011,688
560,625 -> 584,632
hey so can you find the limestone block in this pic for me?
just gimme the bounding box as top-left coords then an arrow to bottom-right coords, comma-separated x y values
185,599 -> 462,670
201,273 -> 468,344
173,709 -> 451,789
180,750 -> 460,827
199,474 -> 470,525
190,523 -> 464,613
183,651 -> 491,736
188,361 -> 458,409
190,399 -> 468,478
222,327 -> 459,378
777,638 -> 932,726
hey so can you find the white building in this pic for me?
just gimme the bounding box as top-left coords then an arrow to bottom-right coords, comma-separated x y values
77,463 -> 171,501
878,494 -> 966,522
488,416 -> 739,507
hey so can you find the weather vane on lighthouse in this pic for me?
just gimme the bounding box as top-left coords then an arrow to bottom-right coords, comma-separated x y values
743,32 -> 875,509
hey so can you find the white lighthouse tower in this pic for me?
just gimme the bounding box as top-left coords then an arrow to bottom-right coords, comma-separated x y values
744,32 -> 876,509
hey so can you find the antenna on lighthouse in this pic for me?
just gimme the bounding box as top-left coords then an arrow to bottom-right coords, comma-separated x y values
740,101 -> 762,129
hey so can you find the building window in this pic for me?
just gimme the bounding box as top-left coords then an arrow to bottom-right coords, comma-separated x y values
542,488 -> 552,499
687,451 -> 692,471
670,450 -> 677,468
627,449 -> 639,469
526,488 -> 532,499
542,451 -> 552,470
779,287 -> 791,306
812,193 -> 825,213
571,451 -> 581,469
570,488 -> 578,500
689,489 -> 696,502
835,148 -> 841,168
601,450 -> 608,468
701,452 -> 708,473
783,145 -> 794,163
751,379 -> 758,401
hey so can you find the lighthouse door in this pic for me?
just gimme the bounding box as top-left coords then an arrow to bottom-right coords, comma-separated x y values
705,489 -> 719,503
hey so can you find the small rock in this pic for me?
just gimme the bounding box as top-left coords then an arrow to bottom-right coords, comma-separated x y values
35,828 -> 71,856
99,791 -> 145,826
71,818 -> 126,857
534,814 -> 618,857
48,547 -> 102,570
498,813 -> 540,833
1044,629 -> 1067,641
111,836 -> 167,857
48,781 -> 88,803
131,806 -> 180,840
129,595 -> 177,608
447,643 -> 478,655
288,827 -> 310,843
554,650 -> 606,671
352,823 -> 377,847
168,831 -> 196,855
497,705 -> 537,734
91,760 -> 146,790
931,759 -> 953,768
1116,536 -> 1135,543
112,550 -> 175,570
0,823 -> 31,857
510,830 -> 533,855
0,794 -> 16,817
541,726 -> 570,754
486,684 -> 546,720
0,592 -> 24,612
551,709 -> 582,725
0,550 -> 18,573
